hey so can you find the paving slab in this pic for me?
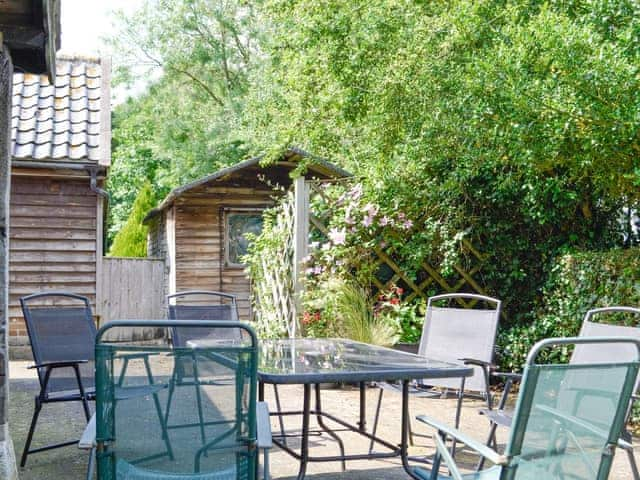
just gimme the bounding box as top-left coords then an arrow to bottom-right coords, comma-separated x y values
8,361 -> 638,479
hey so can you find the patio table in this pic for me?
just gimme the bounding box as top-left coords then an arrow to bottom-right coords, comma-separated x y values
191,337 -> 473,479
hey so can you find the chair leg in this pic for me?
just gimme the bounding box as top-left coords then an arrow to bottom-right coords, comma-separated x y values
164,376 -> 176,429
86,447 -> 96,480
72,364 -> 92,421
191,355 -> 207,449
627,445 -> 640,480
194,382 -> 206,445
476,422 -> 498,471
141,355 -> 174,461
368,386 -> 384,454
263,448 -> 270,480
20,397 -> 42,467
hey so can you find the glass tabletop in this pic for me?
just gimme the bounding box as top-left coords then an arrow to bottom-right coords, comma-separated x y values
256,338 -> 473,384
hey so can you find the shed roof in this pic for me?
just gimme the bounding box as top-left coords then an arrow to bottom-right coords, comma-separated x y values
144,147 -> 351,222
11,55 -> 111,167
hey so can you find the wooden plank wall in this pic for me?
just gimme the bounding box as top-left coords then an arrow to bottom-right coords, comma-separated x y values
174,187 -> 274,321
98,257 -> 165,341
8,176 -> 97,344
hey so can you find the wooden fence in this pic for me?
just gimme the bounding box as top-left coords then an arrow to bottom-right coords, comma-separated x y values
98,257 -> 165,341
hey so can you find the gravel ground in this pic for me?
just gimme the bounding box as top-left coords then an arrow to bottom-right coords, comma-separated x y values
8,361 -> 638,479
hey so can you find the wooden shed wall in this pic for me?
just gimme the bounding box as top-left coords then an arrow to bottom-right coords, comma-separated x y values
173,187 -> 274,320
8,176 -> 98,343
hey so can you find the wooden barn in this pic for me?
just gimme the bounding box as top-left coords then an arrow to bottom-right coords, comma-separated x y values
8,55 -> 110,354
144,149 -> 349,319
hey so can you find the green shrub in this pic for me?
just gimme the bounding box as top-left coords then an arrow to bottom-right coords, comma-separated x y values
109,182 -> 155,257
497,248 -> 640,371
374,286 -> 425,344
304,276 -> 398,346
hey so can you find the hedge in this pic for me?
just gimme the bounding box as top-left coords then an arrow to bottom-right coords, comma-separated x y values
497,247 -> 640,371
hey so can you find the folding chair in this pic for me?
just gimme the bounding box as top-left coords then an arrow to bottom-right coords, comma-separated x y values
19,292 -> 96,466
20,291 -> 172,469
370,293 -> 501,452
480,306 -> 640,477
85,320 -> 271,480
413,336 -> 640,480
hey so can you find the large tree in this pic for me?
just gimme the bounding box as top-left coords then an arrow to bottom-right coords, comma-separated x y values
106,0 -> 261,244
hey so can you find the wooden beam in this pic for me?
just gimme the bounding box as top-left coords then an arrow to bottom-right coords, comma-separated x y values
292,177 -> 309,337
0,24 -> 45,50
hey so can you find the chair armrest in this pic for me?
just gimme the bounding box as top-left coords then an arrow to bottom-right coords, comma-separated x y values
28,360 -> 89,369
460,358 -> 495,369
79,414 -> 96,450
491,371 -> 522,381
257,402 -> 272,449
416,415 -> 508,466
119,352 -> 152,360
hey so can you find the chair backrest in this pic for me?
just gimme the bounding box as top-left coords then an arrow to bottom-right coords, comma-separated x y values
20,291 -> 96,395
418,293 -> 501,391
572,307 -> 640,366
504,337 -> 640,480
95,320 -> 258,480
167,291 -> 240,347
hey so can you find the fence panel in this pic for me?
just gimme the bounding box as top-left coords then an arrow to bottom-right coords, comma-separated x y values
98,257 -> 165,341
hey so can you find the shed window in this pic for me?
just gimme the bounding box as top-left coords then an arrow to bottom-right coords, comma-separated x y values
226,211 -> 264,266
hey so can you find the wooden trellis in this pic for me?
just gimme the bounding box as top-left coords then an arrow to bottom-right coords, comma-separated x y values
305,180 -> 490,309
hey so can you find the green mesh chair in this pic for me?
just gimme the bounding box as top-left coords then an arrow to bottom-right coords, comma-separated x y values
411,336 -> 640,480
91,320 -> 269,480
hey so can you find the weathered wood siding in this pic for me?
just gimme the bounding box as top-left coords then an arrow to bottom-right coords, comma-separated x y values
173,187 -> 274,320
98,257 -> 165,341
8,176 -> 97,344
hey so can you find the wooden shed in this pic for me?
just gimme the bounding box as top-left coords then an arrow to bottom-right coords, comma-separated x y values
144,149 -> 349,319
8,55 -> 110,354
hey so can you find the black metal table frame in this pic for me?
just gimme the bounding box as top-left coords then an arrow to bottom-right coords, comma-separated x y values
258,379 -> 426,480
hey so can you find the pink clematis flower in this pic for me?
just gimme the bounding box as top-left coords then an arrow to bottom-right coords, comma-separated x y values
328,228 -> 347,245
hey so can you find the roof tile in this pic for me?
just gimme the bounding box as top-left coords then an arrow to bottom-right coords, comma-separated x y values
11,56 -> 110,165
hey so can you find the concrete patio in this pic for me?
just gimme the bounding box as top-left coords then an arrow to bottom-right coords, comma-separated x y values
9,360 -> 638,479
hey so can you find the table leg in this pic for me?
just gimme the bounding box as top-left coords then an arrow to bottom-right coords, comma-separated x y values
259,381 -> 265,402
296,384 -> 311,480
359,382 -> 366,433
401,380 -> 422,480
314,384 -> 346,471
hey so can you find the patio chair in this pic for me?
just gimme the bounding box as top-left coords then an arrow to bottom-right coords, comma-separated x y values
479,306 -> 640,477
19,291 -> 172,468
412,336 -> 640,480
85,320 -> 271,480
19,291 -> 96,467
370,293 -> 501,452
166,291 -> 241,446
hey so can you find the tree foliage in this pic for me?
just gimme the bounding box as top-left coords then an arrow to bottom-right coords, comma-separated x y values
109,182 -> 156,257
108,1 -> 639,328
243,0 -> 640,323
105,0 -> 260,246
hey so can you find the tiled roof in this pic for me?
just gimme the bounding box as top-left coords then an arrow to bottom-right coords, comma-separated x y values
11,55 -> 111,166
